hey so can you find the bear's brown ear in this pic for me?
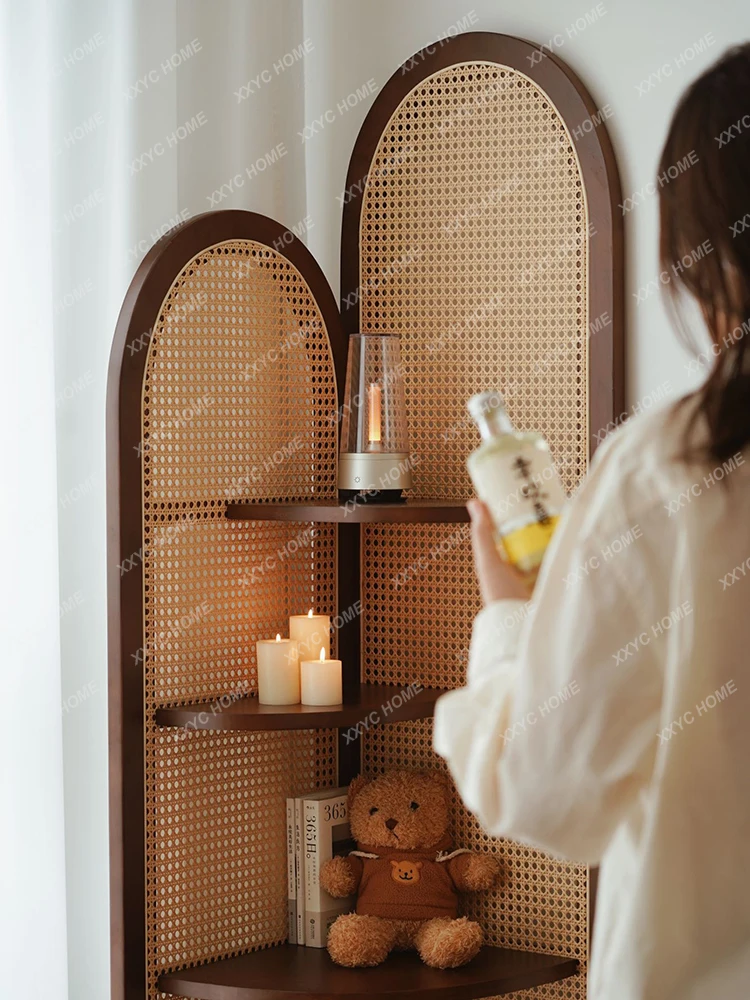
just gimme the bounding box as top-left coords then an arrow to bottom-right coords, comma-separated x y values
347,774 -> 370,811
390,860 -> 399,868
415,861 -> 423,869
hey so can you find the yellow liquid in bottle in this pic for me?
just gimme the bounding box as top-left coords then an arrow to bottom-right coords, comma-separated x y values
498,515 -> 561,582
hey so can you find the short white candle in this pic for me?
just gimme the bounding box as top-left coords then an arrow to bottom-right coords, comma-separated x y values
289,609 -> 331,661
301,647 -> 343,706
256,634 -> 300,705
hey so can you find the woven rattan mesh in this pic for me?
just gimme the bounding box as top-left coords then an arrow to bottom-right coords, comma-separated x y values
142,240 -> 338,999
359,63 -> 589,997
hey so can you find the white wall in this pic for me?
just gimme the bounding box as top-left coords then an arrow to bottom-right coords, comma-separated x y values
302,0 -> 743,406
53,2 -> 750,999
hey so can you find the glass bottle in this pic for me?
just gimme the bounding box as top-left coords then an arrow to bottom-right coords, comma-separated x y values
466,391 -> 566,583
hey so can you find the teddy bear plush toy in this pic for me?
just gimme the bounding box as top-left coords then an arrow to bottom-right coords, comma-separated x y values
320,769 -> 500,969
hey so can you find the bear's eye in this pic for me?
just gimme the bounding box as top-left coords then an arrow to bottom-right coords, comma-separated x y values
369,806 -> 379,816
410,801 -> 419,811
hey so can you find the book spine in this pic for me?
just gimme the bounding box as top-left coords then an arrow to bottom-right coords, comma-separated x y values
304,799 -> 321,946
285,798 -> 296,945
294,797 -> 305,945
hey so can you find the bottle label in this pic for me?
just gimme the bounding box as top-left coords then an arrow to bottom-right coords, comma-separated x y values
475,448 -> 567,539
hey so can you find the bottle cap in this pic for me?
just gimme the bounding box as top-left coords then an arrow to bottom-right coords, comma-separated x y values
467,390 -> 506,421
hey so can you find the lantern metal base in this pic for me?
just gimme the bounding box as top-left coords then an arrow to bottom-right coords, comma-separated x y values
337,452 -> 413,500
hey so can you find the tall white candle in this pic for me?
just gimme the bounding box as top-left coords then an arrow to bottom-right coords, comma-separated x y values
256,634 -> 300,705
289,609 -> 331,661
301,647 -> 343,707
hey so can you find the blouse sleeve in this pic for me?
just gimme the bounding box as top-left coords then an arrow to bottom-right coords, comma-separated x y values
433,458 -> 664,865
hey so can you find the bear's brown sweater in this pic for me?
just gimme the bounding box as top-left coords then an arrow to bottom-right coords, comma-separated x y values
345,832 -> 474,920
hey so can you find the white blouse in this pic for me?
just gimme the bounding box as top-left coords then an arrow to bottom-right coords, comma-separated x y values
434,397 -> 750,1000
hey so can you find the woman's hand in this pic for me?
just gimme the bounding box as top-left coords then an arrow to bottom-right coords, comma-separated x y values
468,499 -> 530,605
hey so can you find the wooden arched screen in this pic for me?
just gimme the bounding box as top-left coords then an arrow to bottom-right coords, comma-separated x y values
107,211 -> 346,999
341,33 -> 623,999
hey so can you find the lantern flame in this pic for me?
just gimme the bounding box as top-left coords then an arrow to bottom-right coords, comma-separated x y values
319,648 -> 325,662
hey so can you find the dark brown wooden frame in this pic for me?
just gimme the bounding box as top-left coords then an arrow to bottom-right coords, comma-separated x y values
107,210 -> 348,1000
340,31 -> 625,455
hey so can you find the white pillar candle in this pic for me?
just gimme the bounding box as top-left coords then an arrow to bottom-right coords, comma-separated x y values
289,609 -> 331,661
256,634 -> 300,705
301,648 -> 343,706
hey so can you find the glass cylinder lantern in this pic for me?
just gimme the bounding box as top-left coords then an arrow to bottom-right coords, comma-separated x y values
338,334 -> 412,503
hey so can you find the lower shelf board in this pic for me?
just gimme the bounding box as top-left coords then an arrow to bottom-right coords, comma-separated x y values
158,943 -> 579,999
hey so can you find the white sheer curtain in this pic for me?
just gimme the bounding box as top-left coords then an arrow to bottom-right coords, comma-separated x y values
0,1 -> 68,998
4,1 -> 310,998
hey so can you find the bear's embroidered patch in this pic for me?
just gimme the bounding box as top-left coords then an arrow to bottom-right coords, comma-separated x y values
390,860 -> 422,884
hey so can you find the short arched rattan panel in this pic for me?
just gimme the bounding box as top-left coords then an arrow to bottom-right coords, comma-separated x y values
341,34 -> 623,1000
107,212 -> 346,1000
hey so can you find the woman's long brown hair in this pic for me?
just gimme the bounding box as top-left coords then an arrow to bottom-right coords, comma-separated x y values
659,43 -> 750,465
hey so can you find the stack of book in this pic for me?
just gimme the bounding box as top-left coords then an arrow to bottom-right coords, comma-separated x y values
286,786 -> 355,947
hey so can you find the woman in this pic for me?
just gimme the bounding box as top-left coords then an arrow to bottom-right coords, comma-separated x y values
434,44 -> 750,1000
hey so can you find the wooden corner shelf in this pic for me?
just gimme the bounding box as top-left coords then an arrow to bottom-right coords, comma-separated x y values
158,943 -> 579,999
155,683 -> 448,732
225,499 -> 470,524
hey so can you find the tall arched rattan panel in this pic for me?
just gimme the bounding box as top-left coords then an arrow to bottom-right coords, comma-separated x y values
107,211 -> 347,1000
341,33 -> 624,1000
